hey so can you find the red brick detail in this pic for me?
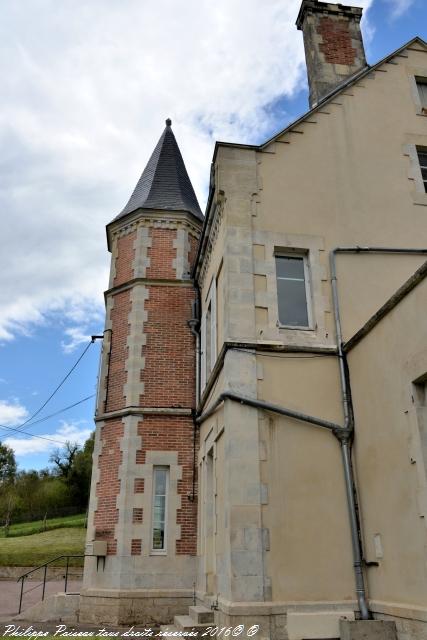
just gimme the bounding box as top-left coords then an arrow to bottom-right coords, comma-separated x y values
146,228 -> 177,279
317,18 -> 356,66
105,290 -> 131,413
94,419 -> 124,555
132,507 -> 143,523
113,232 -> 136,287
188,235 -> 199,272
141,285 -> 195,407
136,416 -> 198,555
134,478 -> 145,493
131,539 -> 142,555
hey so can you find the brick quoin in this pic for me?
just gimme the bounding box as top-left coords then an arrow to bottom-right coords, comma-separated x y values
94,419 -> 124,555
317,18 -> 356,66
141,285 -> 196,408
136,415 -> 198,555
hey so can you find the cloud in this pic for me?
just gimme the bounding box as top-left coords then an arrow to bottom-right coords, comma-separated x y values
0,0 -> 374,345
0,400 -> 28,427
61,327 -> 92,354
3,420 -> 93,456
384,0 -> 415,19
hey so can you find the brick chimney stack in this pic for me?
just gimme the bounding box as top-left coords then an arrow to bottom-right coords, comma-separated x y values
296,0 -> 367,108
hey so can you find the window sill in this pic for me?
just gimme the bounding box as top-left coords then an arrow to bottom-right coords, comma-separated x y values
412,192 -> 427,206
278,324 -> 316,332
150,550 -> 167,556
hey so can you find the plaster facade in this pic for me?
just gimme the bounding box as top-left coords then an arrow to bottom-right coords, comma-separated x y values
82,3 -> 427,638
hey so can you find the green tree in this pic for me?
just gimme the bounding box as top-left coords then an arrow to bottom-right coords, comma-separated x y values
0,443 -> 16,484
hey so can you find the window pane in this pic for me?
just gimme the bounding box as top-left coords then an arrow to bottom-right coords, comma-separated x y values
154,469 -> 167,494
417,81 -> 427,107
277,276 -> 309,327
152,525 -> 165,550
417,148 -> 427,167
276,256 -> 305,280
152,467 -> 168,551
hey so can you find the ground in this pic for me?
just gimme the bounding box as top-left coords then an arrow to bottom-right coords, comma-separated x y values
0,527 -> 85,566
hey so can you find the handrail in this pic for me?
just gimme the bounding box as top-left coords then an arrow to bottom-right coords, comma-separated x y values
17,554 -> 85,614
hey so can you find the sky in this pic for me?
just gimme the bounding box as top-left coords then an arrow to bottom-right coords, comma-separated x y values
1,0 -> 426,471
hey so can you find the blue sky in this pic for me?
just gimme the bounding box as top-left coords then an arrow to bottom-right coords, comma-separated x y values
1,0 -> 426,471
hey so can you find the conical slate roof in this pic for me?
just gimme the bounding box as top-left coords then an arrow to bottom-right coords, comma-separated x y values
114,119 -> 203,222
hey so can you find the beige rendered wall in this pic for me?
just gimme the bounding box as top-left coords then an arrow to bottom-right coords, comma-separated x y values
347,277 -> 427,613
196,42 -> 427,620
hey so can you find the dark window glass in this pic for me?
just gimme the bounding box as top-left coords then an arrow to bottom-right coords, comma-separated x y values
417,147 -> 427,193
416,80 -> 427,108
275,256 -> 309,327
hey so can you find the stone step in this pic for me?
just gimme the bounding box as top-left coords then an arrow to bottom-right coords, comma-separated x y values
188,605 -> 214,624
174,614 -> 213,632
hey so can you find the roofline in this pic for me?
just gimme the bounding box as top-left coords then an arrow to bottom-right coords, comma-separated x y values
106,206 -> 203,252
193,36 -> 427,278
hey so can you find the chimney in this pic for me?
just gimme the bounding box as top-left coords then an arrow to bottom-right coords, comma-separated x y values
296,0 -> 367,108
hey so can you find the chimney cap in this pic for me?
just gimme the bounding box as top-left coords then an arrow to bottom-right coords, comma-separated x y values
296,0 -> 363,30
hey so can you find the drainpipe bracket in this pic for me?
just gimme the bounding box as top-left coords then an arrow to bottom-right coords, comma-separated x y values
332,427 -> 353,444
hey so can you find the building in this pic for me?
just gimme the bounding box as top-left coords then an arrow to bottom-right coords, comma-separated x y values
80,1 -> 427,638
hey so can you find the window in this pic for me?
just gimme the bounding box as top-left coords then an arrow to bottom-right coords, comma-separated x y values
416,78 -> 427,113
151,467 -> 168,553
201,278 -> 217,391
275,253 -> 311,328
417,147 -> 427,193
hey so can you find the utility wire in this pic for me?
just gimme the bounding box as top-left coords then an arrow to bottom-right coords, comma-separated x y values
0,394 -> 96,444
3,340 -> 94,439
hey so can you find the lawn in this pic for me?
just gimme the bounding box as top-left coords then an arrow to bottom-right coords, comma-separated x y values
0,513 -> 86,538
0,527 -> 86,567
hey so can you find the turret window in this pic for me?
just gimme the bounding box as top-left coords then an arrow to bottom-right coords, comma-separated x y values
151,466 -> 169,553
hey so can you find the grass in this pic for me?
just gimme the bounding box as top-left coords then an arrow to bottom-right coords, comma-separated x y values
0,527 -> 86,567
0,513 -> 86,538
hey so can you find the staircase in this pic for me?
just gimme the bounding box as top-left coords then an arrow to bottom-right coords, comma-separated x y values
161,604 -> 214,636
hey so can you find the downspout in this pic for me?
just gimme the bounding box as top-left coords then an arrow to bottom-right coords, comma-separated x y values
330,249 -> 369,620
188,280 -> 202,502
330,245 -> 427,621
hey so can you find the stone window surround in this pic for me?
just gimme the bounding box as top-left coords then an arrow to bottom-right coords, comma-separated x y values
404,136 -> 427,207
201,277 -> 217,392
407,65 -> 427,118
253,230 -> 331,350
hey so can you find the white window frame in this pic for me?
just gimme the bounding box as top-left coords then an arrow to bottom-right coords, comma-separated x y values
275,251 -> 314,330
150,466 -> 169,555
201,278 -> 217,391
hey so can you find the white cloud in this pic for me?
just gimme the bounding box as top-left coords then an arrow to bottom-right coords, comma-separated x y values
384,0 -> 415,19
61,327 -> 92,354
4,420 -> 93,456
0,400 -> 28,427
0,0 -> 374,345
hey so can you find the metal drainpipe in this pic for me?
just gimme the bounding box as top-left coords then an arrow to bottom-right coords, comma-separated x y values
330,249 -> 369,620
188,280 -> 202,502
330,246 -> 427,620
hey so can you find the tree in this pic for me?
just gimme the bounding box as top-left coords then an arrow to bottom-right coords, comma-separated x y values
0,443 -> 16,484
0,444 -> 17,533
49,441 -> 79,480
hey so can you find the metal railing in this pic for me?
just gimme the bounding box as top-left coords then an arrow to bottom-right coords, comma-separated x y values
17,555 -> 85,614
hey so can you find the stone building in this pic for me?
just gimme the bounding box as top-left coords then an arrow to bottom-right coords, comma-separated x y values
80,1 -> 427,638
